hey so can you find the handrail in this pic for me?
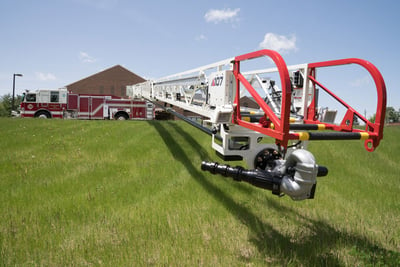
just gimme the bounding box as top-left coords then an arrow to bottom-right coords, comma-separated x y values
233,49 -> 292,148
232,51 -> 386,152
307,58 -> 387,151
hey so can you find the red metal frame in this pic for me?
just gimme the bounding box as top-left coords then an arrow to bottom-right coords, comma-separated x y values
233,49 -> 292,148
233,50 -> 387,152
306,58 -> 387,151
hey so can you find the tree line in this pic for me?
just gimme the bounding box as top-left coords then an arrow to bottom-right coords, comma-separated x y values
382,106 -> 400,123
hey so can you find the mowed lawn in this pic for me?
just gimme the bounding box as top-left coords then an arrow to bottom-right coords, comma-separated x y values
0,118 -> 399,266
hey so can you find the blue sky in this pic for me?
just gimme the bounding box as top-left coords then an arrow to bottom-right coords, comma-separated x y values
1,0 -> 399,118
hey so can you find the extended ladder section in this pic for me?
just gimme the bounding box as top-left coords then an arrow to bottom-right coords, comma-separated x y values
128,57 -> 236,124
127,49 -> 386,200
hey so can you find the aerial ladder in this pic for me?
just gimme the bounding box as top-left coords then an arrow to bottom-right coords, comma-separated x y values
127,49 -> 386,201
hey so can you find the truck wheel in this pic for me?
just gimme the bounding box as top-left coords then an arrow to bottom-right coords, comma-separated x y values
35,111 -> 51,119
115,113 -> 128,120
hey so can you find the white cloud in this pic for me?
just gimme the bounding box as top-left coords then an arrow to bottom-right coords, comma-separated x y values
350,76 -> 370,87
204,8 -> 240,24
195,34 -> 207,41
259,33 -> 297,54
79,51 -> 96,63
36,72 -> 56,81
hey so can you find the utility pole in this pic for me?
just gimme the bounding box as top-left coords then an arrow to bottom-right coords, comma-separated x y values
12,73 -> 23,113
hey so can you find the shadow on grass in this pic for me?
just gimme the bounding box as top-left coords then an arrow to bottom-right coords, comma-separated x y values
149,120 -> 399,266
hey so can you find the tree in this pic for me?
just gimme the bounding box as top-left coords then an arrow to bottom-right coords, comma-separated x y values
386,106 -> 400,123
369,106 -> 400,124
0,94 -> 23,117
368,113 -> 376,123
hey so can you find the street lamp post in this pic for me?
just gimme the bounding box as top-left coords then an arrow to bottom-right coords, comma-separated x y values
12,73 -> 23,112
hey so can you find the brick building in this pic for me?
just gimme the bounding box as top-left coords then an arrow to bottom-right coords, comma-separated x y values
66,65 -> 145,98
65,66 -> 261,121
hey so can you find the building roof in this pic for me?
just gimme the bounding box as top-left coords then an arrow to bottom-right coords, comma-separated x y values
240,95 -> 260,109
65,65 -> 145,97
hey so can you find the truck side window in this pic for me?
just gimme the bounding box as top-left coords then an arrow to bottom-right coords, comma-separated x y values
26,94 -> 36,102
50,91 -> 59,103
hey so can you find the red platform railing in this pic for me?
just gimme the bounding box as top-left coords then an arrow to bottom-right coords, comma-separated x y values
305,58 -> 387,151
232,50 -> 387,152
233,49 -> 292,148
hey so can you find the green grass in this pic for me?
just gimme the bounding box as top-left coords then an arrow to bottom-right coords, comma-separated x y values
0,118 -> 399,266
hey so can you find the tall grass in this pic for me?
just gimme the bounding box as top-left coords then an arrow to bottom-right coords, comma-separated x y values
0,118 -> 399,266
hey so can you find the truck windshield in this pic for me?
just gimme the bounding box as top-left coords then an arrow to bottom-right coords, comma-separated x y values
26,94 -> 36,102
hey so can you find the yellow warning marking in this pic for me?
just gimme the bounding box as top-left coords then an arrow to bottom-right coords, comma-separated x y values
298,132 -> 310,141
360,132 -> 370,140
317,124 -> 326,130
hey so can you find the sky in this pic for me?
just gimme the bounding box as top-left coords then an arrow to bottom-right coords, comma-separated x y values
1,0 -> 399,119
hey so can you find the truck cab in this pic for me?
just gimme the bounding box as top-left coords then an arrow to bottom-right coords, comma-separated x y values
20,88 -> 68,118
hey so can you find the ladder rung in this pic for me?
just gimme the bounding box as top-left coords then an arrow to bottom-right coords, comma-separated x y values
290,124 -> 326,130
297,132 -> 370,141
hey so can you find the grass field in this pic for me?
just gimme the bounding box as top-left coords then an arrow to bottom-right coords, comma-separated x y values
0,118 -> 399,266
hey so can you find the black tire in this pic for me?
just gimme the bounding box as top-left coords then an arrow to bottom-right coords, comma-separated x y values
115,113 -> 128,120
35,111 -> 51,119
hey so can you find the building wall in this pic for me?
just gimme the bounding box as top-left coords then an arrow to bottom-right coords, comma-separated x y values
66,65 -> 145,98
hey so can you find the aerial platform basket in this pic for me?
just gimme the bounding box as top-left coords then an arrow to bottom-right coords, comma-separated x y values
232,49 -> 387,152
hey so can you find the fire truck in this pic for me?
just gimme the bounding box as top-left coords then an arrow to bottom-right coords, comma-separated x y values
19,88 -> 154,120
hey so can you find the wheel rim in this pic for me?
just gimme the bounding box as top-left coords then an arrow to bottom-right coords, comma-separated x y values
38,114 -> 48,119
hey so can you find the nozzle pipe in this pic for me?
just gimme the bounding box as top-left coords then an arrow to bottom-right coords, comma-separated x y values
201,155 -> 328,200
201,161 -> 282,195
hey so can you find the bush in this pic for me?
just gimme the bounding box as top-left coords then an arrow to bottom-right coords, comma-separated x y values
0,94 -> 22,117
